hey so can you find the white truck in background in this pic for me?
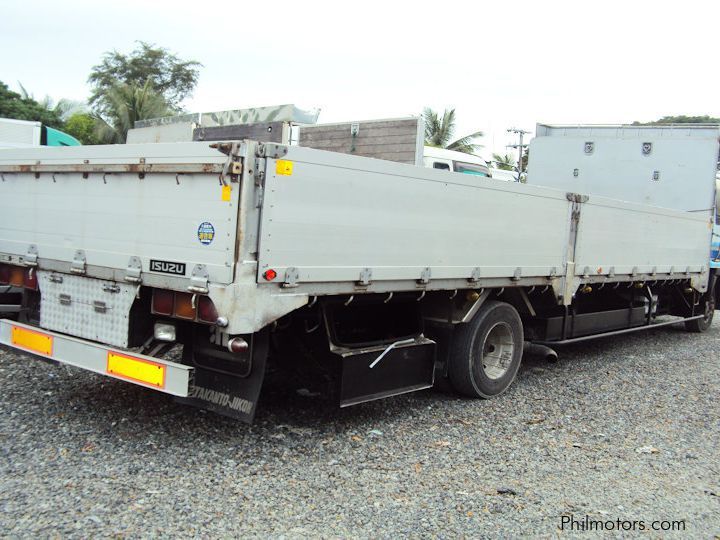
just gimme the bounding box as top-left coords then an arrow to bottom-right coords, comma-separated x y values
0,119 -> 716,423
423,146 -> 517,181
0,117 -> 81,148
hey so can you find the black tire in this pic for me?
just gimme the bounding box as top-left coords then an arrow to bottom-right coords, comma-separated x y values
685,290 -> 715,333
448,301 -> 524,398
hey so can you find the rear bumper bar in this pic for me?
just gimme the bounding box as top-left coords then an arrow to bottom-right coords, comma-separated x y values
0,319 -> 192,397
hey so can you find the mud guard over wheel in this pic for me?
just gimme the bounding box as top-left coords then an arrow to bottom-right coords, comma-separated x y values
175,329 -> 269,423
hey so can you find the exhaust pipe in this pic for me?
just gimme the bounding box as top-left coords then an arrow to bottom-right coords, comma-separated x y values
523,342 -> 558,363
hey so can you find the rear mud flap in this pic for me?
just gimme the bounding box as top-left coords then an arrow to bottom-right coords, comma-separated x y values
175,330 -> 269,423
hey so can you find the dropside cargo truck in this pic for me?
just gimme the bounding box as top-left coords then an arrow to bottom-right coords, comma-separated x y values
0,124 -> 717,422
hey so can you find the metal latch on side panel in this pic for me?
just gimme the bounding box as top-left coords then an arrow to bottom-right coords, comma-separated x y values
188,264 -> 209,294
71,250 -> 86,274
566,192 -> 589,203
125,256 -> 142,283
282,267 -> 300,288
24,245 -> 39,267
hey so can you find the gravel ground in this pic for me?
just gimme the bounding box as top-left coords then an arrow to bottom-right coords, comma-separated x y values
0,323 -> 718,538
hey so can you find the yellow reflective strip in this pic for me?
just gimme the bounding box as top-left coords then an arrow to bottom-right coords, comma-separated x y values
11,326 -> 53,356
107,352 -> 165,388
276,159 -> 293,176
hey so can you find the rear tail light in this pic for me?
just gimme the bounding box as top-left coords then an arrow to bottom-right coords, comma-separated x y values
9,266 -> 24,287
173,292 -> 196,320
23,268 -> 38,290
197,296 -> 218,323
151,289 -> 219,324
0,264 -> 37,289
151,289 -> 174,315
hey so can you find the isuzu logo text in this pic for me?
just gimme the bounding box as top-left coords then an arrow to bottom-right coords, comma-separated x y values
149,259 -> 186,276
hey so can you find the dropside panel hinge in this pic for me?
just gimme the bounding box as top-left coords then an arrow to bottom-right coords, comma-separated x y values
71,250 -> 86,275
417,267 -> 431,287
188,264 -> 209,294
282,267 -> 300,288
125,256 -> 143,283
357,268 -> 373,288
24,245 -> 38,267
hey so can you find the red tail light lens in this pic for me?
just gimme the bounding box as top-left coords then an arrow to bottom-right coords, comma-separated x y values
9,267 -> 24,287
197,296 -> 218,323
152,289 -> 218,324
0,264 -> 9,285
152,289 -> 174,315
23,268 -> 38,290
173,292 -> 196,320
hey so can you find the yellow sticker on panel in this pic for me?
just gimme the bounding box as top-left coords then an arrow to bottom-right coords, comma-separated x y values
276,160 -> 293,176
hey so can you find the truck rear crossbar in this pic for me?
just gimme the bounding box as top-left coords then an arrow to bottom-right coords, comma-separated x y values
0,320 -> 192,397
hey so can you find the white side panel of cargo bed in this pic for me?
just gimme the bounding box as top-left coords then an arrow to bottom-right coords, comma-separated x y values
574,197 -> 711,276
0,143 -> 238,285
256,146 -> 570,284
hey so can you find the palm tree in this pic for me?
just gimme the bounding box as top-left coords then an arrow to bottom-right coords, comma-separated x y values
94,81 -> 172,143
422,107 -> 484,154
492,152 -> 516,171
17,82 -> 87,121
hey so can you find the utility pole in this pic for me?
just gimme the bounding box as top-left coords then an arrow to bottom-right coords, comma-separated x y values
507,127 -> 530,181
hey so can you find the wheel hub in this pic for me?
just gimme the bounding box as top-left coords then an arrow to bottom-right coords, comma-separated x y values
481,322 -> 515,379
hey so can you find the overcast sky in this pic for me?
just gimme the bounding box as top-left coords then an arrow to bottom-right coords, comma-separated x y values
2,0 -> 718,157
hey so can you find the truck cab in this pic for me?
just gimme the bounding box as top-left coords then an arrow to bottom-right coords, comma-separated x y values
0,118 -> 80,149
423,146 -> 490,177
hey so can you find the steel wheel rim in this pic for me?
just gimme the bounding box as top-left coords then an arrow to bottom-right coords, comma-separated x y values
481,322 -> 514,379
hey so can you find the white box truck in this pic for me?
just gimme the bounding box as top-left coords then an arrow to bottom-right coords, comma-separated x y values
0,124 -> 716,422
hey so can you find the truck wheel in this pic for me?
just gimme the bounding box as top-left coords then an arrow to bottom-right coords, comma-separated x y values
449,301 -> 523,398
685,291 -> 715,333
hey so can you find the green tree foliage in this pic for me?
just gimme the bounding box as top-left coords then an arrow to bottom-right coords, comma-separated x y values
88,42 -> 201,114
64,113 -> 100,145
0,81 -> 64,129
492,152 -> 516,171
633,115 -> 720,125
94,81 -> 172,143
423,107 -> 484,154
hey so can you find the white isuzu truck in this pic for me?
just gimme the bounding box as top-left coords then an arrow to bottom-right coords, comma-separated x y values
0,121 -> 717,422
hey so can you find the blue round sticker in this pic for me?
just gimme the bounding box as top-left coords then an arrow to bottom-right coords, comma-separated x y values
197,222 -> 215,245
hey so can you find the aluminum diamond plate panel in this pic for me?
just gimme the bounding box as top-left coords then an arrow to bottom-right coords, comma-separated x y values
38,271 -> 137,347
